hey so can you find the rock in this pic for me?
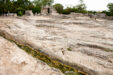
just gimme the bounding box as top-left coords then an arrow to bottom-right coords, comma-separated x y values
0,16 -> 113,75
95,13 -> 106,18
25,10 -> 33,16
0,36 -> 64,75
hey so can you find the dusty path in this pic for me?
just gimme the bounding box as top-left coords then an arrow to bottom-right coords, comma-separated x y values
0,16 -> 113,75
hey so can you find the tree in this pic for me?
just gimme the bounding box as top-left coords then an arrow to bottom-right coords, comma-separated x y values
62,7 -> 72,14
0,0 -> 12,14
107,3 -> 113,16
0,0 -> 31,14
53,3 -> 63,14
16,0 -> 30,9
75,0 -> 87,13
88,11 -> 97,14
16,7 -> 25,16
32,6 -> 41,14
0,0 -> 5,14
33,0 -> 54,7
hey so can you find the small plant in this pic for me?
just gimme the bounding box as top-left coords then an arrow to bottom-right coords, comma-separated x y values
16,7 -> 24,16
17,11 -> 23,16
67,48 -> 72,51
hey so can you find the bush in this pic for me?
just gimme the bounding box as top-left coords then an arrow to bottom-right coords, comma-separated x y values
62,0 -> 87,14
75,4 -> 87,13
88,11 -> 97,14
16,7 -> 25,16
62,10 -> 70,14
107,3 -> 113,16
101,10 -> 113,16
17,11 -> 23,16
53,3 -> 63,14
62,8 -> 72,14
62,6 -> 87,15
32,6 -> 41,14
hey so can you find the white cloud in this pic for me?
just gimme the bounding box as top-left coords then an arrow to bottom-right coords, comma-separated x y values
54,0 -> 113,11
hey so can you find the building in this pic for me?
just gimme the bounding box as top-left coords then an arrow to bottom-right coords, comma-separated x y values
41,5 -> 58,16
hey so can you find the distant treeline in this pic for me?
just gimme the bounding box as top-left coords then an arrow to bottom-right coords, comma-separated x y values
0,0 -> 53,16
0,0 -> 33,16
54,1 -> 113,16
0,0 -> 113,16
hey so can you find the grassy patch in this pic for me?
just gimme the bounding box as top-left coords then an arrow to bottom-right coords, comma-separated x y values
67,48 -> 72,51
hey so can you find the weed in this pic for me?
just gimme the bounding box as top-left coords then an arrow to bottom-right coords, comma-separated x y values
67,48 -> 72,51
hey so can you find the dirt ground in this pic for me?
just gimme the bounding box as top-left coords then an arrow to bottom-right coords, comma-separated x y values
0,15 -> 113,75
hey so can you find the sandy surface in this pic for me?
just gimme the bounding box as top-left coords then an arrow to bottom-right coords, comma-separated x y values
0,15 -> 113,75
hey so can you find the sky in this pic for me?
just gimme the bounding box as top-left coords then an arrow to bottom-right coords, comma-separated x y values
53,0 -> 113,11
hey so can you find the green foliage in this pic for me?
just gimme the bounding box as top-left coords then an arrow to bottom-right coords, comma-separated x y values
16,7 -> 24,16
16,7 -> 25,13
67,48 -> 72,51
14,41 -> 86,75
99,3 -> 113,16
34,0 -> 54,7
25,4 -> 34,10
53,3 -> 63,14
101,10 -> 110,16
62,0 -> 87,15
107,3 -> 113,16
75,4 -> 87,13
32,6 -> 41,14
17,11 -> 23,16
62,8 -> 72,14
88,11 -> 97,14
0,0 -> 31,15
108,3 -> 113,12
75,0 -> 87,13
16,0 -> 30,8
0,0 -> 9,14
0,1 -> 4,14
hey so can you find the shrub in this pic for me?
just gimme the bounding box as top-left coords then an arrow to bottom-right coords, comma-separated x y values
32,6 -> 41,14
88,11 -> 97,14
17,11 -> 23,16
53,3 -> 63,14
62,8 -> 71,14
107,3 -> 113,16
67,48 -> 72,51
16,7 -> 25,16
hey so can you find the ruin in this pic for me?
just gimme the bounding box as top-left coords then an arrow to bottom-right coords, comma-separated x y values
41,5 -> 58,15
25,10 -> 33,16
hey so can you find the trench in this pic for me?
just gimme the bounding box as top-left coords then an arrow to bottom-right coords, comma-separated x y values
0,32 -> 87,75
